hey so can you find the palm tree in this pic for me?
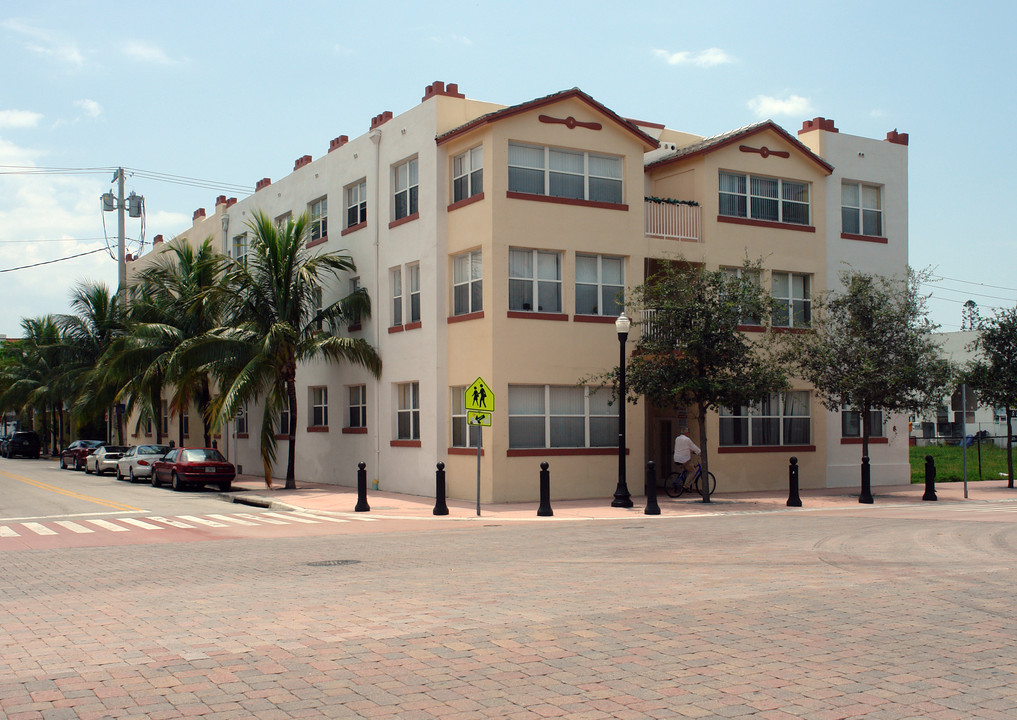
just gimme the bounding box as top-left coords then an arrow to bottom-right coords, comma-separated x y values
191,211 -> 381,489
0,316 -> 64,452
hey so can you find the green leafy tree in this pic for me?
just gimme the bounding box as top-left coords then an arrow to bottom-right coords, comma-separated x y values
189,211 -> 381,489
789,269 -> 951,501
965,307 -> 1017,487
591,259 -> 790,502
0,316 -> 64,451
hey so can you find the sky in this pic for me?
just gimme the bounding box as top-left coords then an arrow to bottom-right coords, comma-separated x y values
1,0 -> 1015,338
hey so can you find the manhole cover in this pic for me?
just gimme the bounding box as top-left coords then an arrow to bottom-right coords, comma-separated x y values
307,559 -> 361,567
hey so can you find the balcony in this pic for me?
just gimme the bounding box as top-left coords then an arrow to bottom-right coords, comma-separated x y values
644,198 -> 700,242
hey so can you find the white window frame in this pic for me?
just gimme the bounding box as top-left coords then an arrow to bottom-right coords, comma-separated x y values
452,146 -> 483,203
719,171 -> 810,226
345,180 -> 367,229
348,277 -> 362,328
182,408 -> 189,438
408,263 -> 420,324
231,232 -> 248,266
771,271 -> 812,328
507,385 -> 618,449
162,400 -> 169,436
309,197 -> 327,241
396,382 -> 420,441
450,386 -> 481,448
394,158 -> 419,220
391,267 -> 402,326
309,386 -> 328,428
275,212 -> 291,230
721,266 -> 763,326
236,404 -> 248,435
719,391 -> 811,447
279,396 -> 294,435
841,181 -> 883,237
508,142 -> 623,204
509,248 -> 562,313
841,407 -> 885,438
575,253 -> 624,316
347,385 -> 367,429
452,250 -> 482,316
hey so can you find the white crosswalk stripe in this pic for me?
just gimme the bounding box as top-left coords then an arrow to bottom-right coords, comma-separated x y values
290,511 -> 351,524
234,512 -> 289,524
147,516 -> 195,528
1,526 -> 21,537
945,504 -> 1017,513
23,522 -> 57,536
206,514 -> 259,526
119,518 -> 164,530
263,511 -> 320,524
87,519 -> 131,532
176,515 -> 229,528
54,521 -> 95,534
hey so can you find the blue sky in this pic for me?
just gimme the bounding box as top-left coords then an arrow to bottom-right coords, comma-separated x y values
1,0 -> 1014,338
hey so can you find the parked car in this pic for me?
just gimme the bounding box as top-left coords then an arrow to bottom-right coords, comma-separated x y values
4,430 -> 41,458
85,445 -> 129,475
151,447 -> 235,492
116,444 -> 171,483
60,440 -> 106,470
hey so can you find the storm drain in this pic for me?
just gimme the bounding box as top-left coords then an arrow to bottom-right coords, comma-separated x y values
306,559 -> 361,567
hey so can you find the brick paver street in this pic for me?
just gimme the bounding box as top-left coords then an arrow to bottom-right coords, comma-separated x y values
3,496 -> 1017,719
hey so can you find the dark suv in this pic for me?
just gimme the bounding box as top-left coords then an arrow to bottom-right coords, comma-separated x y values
5,430 -> 42,458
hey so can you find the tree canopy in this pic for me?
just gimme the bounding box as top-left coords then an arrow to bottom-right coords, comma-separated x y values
965,306 -> 1017,486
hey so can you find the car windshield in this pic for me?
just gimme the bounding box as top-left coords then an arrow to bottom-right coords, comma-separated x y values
181,448 -> 226,463
81,440 -> 105,448
140,445 -> 170,455
104,446 -> 128,453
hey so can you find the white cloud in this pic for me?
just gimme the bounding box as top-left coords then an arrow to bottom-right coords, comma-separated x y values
0,110 -> 43,129
122,40 -> 180,65
2,19 -> 85,68
653,47 -> 734,68
747,94 -> 814,118
74,99 -> 102,119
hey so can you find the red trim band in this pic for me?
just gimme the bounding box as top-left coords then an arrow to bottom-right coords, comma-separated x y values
389,212 -> 420,229
841,232 -> 888,244
841,437 -> 888,444
717,445 -> 815,454
306,236 -> 328,248
342,427 -> 368,434
388,325 -> 404,334
448,447 -> 485,456
718,215 -> 816,233
236,433 -> 249,439
448,311 -> 484,324
404,321 -> 422,331
507,311 -> 568,321
341,221 -> 367,237
447,193 -> 485,212
506,191 -> 627,212
306,426 -> 329,433
573,315 -> 618,324
390,440 -> 421,448
736,324 -> 766,333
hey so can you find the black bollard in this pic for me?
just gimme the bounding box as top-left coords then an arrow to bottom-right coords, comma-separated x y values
537,462 -> 553,516
787,456 -> 802,507
859,455 -> 874,504
644,460 -> 660,515
433,462 -> 449,515
355,461 -> 370,512
923,455 -> 937,501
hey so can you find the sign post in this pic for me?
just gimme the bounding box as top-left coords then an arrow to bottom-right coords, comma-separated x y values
465,378 -> 496,517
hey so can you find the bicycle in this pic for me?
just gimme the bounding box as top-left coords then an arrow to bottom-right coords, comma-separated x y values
664,461 -> 717,498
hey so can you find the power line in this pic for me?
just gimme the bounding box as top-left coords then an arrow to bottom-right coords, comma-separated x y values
928,275 -> 1017,293
0,247 -> 110,273
0,164 -> 252,195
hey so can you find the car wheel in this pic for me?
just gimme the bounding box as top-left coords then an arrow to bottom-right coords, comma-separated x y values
60,456 -> 67,469
85,462 -> 94,475
171,471 -> 185,491
116,466 -> 123,481
75,458 -> 83,471
129,467 -> 139,484
218,480 -> 231,492
151,471 -> 161,488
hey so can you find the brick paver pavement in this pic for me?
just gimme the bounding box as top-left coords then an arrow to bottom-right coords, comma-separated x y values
3,497 -> 1017,718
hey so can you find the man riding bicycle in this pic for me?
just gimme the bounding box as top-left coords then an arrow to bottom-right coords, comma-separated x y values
673,426 -> 701,476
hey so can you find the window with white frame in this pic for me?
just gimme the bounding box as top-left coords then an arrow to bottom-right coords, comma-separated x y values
508,142 -> 622,204
279,396 -> 294,435
396,382 -> 420,440
508,385 -> 618,449
309,386 -> 328,427
345,180 -> 367,228
453,250 -> 482,316
576,254 -> 624,316
348,385 -> 366,429
771,272 -> 811,328
453,146 -> 483,203
162,400 -> 169,436
312,287 -> 323,331
450,387 -> 481,448
509,248 -> 562,313
309,197 -> 327,241
841,408 -> 884,438
391,267 -> 402,326
721,266 -> 763,326
408,263 -> 420,324
275,212 -> 291,230
349,277 -> 362,327
842,182 -> 883,237
231,233 -> 248,266
720,391 -> 811,446
236,404 -> 248,435
182,409 -> 189,437
394,158 -> 419,220
719,171 -> 810,226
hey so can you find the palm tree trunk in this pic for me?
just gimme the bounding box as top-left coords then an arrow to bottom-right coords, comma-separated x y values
201,378 -> 212,448
285,379 -> 298,489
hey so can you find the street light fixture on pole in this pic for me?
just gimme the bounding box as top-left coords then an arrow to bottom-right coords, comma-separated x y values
612,312 -> 633,508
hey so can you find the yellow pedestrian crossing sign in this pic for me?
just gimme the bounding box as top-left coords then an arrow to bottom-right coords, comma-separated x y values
467,410 -> 492,426
465,377 -> 494,412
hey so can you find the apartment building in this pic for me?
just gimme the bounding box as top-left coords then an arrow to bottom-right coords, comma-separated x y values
127,82 -> 911,500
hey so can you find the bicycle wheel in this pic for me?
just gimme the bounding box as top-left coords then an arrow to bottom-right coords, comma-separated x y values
664,472 -> 685,498
693,472 -> 718,495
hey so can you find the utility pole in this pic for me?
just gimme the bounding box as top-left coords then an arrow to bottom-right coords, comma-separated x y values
116,168 -> 126,306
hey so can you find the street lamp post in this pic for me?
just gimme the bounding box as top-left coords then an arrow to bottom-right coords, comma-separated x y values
612,313 -> 633,508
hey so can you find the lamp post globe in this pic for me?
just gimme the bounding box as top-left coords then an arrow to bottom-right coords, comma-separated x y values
612,312 -> 633,508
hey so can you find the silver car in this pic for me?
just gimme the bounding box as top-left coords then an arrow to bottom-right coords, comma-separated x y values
116,444 -> 171,483
86,445 -> 128,476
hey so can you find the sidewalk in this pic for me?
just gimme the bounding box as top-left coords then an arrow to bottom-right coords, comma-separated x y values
226,473 -> 1017,521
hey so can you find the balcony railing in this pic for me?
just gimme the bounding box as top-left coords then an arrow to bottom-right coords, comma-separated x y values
645,199 -> 701,242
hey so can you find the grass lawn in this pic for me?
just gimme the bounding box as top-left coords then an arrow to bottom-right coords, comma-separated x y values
910,442 -> 1015,483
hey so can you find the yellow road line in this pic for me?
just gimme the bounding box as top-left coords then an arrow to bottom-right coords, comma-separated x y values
0,469 -> 143,512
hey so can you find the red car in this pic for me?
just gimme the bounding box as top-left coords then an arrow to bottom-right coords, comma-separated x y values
60,440 -> 106,470
151,447 -> 235,492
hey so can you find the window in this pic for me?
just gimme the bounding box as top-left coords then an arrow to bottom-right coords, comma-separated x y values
397,382 -> 420,440
408,264 -> 420,324
275,212 -> 291,230
348,385 -> 366,429
508,143 -> 622,204
349,277 -> 362,327
450,387 -> 481,448
771,272 -> 811,328
508,385 -> 618,449
453,146 -> 483,202
162,400 -> 169,436
576,254 -> 624,316
231,233 -> 248,266
182,409 -> 189,437
720,391 -> 811,446
312,287 -> 323,331
279,397 -> 294,435
842,182 -> 883,237
509,248 -> 562,313
719,172 -> 810,225
309,197 -> 327,241
394,158 -> 418,220
391,267 -> 402,326
345,180 -> 367,228
721,266 -> 763,326
842,408 -> 884,438
453,250 -> 482,315
309,386 -> 328,427
236,404 -> 247,435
